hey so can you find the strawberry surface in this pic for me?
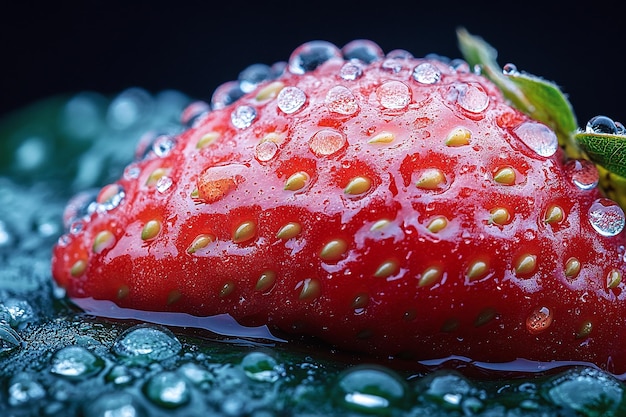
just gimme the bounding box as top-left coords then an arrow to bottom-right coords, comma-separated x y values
52,37 -> 626,373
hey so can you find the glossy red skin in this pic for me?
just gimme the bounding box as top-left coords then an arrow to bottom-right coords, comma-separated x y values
52,55 -> 626,373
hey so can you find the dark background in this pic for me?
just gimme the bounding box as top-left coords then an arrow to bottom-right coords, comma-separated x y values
1,1 -> 624,127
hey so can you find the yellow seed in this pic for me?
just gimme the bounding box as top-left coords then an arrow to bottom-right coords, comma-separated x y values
219,281 -> 236,298
256,81 -> 285,101
196,132 -> 220,149
445,127 -> 471,147
233,221 -> 256,243
419,265 -> 443,287
416,168 -> 446,190
187,234 -> 215,254
146,167 -> 168,187
117,285 -> 129,299
576,321 -> 593,339
368,131 -> 395,144
467,260 -> 489,281
475,307 -> 497,327
141,220 -> 161,241
374,260 -> 399,278
167,289 -> 181,305
607,269 -> 622,289
370,219 -> 391,231
544,205 -> 564,224
493,167 -> 516,185
319,239 -> 348,261
276,222 -> 302,240
515,254 -> 537,277
344,176 -> 372,195
70,259 -> 87,277
298,278 -> 321,300
564,257 -> 581,279
489,207 -> 510,225
352,293 -> 369,309
441,318 -> 460,332
190,188 -> 199,199
255,270 -> 276,292
262,131 -> 284,143
426,216 -> 448,233
93,230 -> 115,254
284,171 -> 309,191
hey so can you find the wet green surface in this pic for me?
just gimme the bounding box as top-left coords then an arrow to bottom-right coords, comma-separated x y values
2,90 -> 626,416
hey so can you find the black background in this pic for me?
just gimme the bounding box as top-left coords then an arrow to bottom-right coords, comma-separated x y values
1,1 -> 624,127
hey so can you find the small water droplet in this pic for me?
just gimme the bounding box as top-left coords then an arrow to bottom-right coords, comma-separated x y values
156,176 -> 173,193
49,346 -> 104,380
124,164 -> 141,180
341,39 -> 384,63
526,306 -> 553,334
277,86 -> 307,114
180,100 -> 211,127
586,115 -> 618,134
238,63 -> 272,93
381,49 -> 413,73
144,371 -> 191,409
451,82 -> 490,113
211,80 -> 244,110
7,373 -> 46,406
565,159 -> 599,190
255,140 -> 279,162
325,85 -> 359,115
309,129 -> 347,156
113,325 -> 182,364
513,121 -> 558,157
96,183 -> 125,211
336,365 -> 407,413
412,62 -> 441,84
588,198 -> 625,237
340,61 -> 364,80
241,351 -> 283,382
231,105 -> 257,129
502,63 -> 519,75
288,40 -> 342,74
376,80 -> 411,110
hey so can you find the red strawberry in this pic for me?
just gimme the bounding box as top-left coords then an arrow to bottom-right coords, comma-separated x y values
52,30 -> 626,374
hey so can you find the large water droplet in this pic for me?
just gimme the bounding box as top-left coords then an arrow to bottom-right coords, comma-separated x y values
49,346 -> 105,380
241,351 -> 283,383
7,373 -> 46,406
335,365 -> 408,414
156,176 -> 173,193
381,49 -> 413,73
61,92 -> 104,141
325,85 -> 359,115
423,372 -> 474,409
83,392 -> 146,417
107,87 -> 153,130
588,198 -> 625,237
144,371 -> 191,409
277,86 -> 307,114
112,325 -> 182,364
452,82 -> 489,113
341,39 -> 384,63
96,183 -> 125,212
309,129 -> 347,157
502,63 -> 519,76
513,121 -> 558,157
288,40 -> 342,75
586,115 -> 618,134
526,306 -> 553,334
255,140 -> 279,162
565,159 -> 599,190
0,323 -> 22,356
238,63 -> 272,93
412,62 -> 441,84
376,80 -> 411,110
231,105 -> 257,129
1,298 -> 35,329
211,81 -> 244,110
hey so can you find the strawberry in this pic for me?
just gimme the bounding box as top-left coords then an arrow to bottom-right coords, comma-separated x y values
51,29 -> 626,374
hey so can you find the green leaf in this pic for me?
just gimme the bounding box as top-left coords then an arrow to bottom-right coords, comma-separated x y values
576,132 -> 626,178
457,27 -> 579,157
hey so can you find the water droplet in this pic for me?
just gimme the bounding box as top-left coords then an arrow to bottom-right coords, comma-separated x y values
107,87 -> 153,129
340,61 -> 364,80
0,323 -> 22,355
451,82 -> 490,113
502,63 -> 519,75
211,80 -> 244,110
255,140 -> 279,162
196,163 -> 247,203
565,159 -> 599,190
7,373 -> 46,406
49,346 -> 104,380
309,129 -> 347,156
83,392 -> 146,417
0,220 -> 15,250
96,183 -> 125,211
124,164 -> 141,180
135,131 -> 177,160
288,40 -> 342,74
144,371 -> 191,409
112,325 -> 182,364
412,62 -> 441,84
376,80 -> 411,110
15,137 -> 46,171
513,121 -> 558,157
424,372 -> 474,409
586,115 -> 618,134
588,198 -> 625,237
156,176 -> 173,193
381,49 -> 413,73
336,365 -> 408,413
180,100 -> 210,127
325,85 -> 359,115
277,86 -> 307,114
341,39 -> 384,63
1,298 -> 35,328
62,189 -> 99,228
526,306 -> 553,334
231,105 -> 257,129
61,92 -> 105,141
238,63 -> 272,93
241,351 -> 283,383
